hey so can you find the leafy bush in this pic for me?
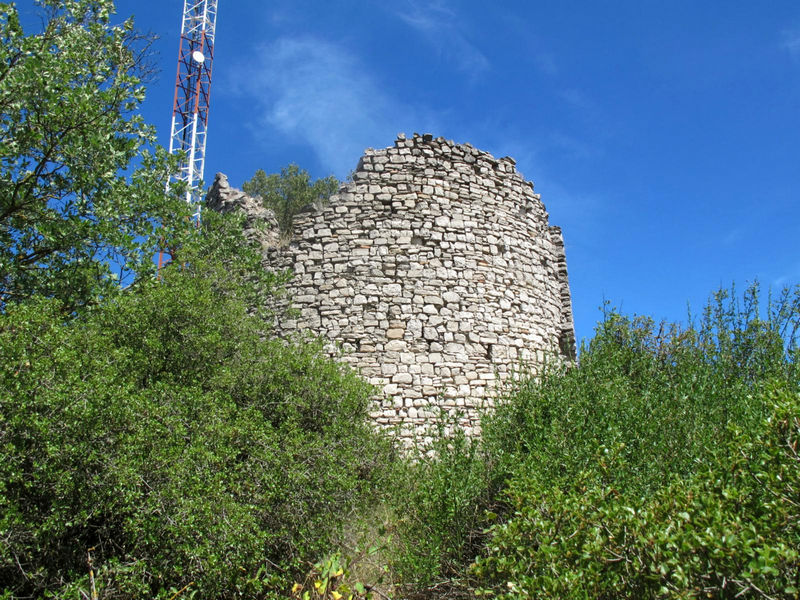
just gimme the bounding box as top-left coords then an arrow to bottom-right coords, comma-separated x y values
483,283 -> 798,499
243,165 -> 339,238
0,3 -> 391,596
0,213 -> 393,598
468,284 -> 800,598
473,386 -> 800,599
387,422 -> 498,592
388,283 -> 799,596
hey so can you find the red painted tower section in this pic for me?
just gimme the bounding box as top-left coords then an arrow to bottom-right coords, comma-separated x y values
168,0 -> 218,215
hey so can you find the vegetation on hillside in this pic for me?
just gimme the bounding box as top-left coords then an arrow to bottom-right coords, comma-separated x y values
1,210 -> 394,598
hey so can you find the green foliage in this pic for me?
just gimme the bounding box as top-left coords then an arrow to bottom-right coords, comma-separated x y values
473,387 -> 800,599
290,552 -> 379,600
484,283 -> 799,499
243,164 -> 339,237
387,422 -> 498,591
0,0 -> 189,311
468,283 -> 800,598
0,213 -> 392,598
386,283 -> 800,596
0,4 -> 385,598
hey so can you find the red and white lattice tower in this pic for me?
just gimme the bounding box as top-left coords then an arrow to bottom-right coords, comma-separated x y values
169,0 -> 218,215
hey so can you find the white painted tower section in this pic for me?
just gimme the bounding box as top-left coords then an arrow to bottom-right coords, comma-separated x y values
169,0 -> 218,217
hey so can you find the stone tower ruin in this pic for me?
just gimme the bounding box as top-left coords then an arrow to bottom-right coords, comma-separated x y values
208,133 -> 575,441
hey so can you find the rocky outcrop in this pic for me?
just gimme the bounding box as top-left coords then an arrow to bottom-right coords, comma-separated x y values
205,172 -> 282,249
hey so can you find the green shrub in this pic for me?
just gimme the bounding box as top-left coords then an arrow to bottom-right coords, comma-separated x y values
468,283 -> 800,598
0,214 -> 393,598
389,283 -> 799,595
473,386 -> 800,599
387,421 -> 498,591
484,283 -> 799,498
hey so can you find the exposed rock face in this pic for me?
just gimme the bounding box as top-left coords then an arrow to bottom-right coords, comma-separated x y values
206,172 -> 282,249
210,133 -> 575,441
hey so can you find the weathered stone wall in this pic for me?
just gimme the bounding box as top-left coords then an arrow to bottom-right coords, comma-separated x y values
208,133 -> 575,440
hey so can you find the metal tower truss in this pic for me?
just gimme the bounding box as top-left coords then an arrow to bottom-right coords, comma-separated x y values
169,0 -> 218,212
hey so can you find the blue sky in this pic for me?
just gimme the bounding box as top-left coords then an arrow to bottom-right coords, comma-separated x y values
26,1 -> 800,342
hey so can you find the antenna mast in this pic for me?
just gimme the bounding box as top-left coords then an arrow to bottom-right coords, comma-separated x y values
169,0 -> 218,216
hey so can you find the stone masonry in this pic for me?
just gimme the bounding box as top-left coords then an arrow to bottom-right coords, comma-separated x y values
208,133 -> 575,441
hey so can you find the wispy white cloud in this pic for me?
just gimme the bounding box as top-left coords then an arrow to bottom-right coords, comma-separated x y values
230,36 -> 439,176
390,0 -> 489,78
534,52 -> 558,76
265,7 -> 297,27
722,228 -> 743,246
556,87 -> 619,143
558,88 -> 600,114
773,262 -> 800,288
548,132 -> 600,161
782,28 -> 800,61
